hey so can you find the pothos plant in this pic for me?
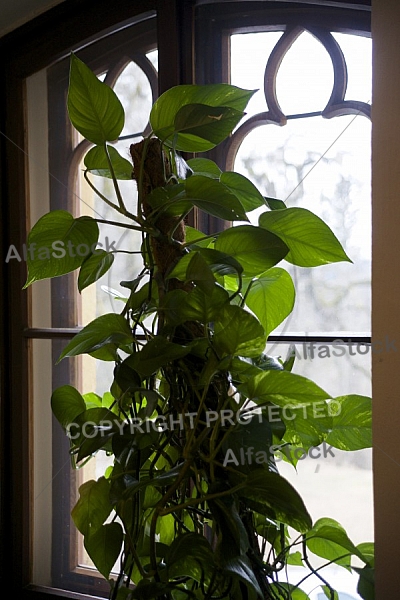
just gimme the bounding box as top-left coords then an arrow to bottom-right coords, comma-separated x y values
25,54 -> 374,600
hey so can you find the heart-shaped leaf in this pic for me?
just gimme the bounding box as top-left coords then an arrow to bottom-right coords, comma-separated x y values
24,210 -> 99,287
259,207 -> 351,266
58,313 -> 132,362
150,84 -> 255,151
84,144 -> 133,179
68,53 -> 124,144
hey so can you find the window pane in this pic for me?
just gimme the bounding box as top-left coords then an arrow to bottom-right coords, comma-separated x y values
113,59 -> 156,138
333,32 -> 372,103
230,29 -> 372,600
77,54 -> 157,326
32,339 -> 53,586
234,116 -> 371,334
26,17 -> 158,593
230,31 -> 371,335
265,342 -> 373,599
230,31 -> 283,118
275,31 -> 335,115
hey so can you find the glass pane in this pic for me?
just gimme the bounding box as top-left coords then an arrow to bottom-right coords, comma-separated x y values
234,115 -> 371,334
275,31 -> 335,115
333,33 -> 372,103
230,31 -> 283,118
27,20 -> 158,592
113,60 -> 155,138
77,54 -> 158,326
265,342 -> 373,599
230,30 -> 372,600
32,338 -> 53,585
32,337 -> 85,587
68,51 -> 159,575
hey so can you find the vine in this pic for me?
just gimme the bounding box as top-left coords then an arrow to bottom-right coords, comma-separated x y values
25,54 -> 374,600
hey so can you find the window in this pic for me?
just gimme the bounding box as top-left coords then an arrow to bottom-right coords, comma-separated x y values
229,28 -> 372,598
2,1 -> 384,599
27,13 -> 158,594
195,7 -> 372,596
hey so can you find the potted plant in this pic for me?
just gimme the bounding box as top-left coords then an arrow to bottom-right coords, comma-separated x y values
25,54 -> 374,600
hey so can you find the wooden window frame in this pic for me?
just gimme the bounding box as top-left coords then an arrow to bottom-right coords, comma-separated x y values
47,16 -> 159,595
0,1 -> 376,599
0,1 -> 195,597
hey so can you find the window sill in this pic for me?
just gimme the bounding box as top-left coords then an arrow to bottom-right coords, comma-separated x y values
22,585 -> 105,600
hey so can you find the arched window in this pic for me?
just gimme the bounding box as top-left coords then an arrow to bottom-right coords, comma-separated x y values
1,1 -> 374,598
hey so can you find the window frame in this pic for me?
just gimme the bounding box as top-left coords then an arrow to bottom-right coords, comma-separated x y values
0,1 -> 376,599
0,1 -> 195,596
46,17 -> 159,595
195,1 -> 372,347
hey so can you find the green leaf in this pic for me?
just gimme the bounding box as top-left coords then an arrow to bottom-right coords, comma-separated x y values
173,103 -> 245,147
306,518 -> 366,566
132,581 -> 176,600
51,385 -> 86,430
326,395 -> 372,450
156,513 -> 175,546
264,197 -> 286,210
72,407 -> 120,461
222,414 -> 275,474
321,586 -> 339,600
123,464 -> 188,499
150,84 -> 255,151
283,346 -> 296,371
89,345 -> 119,362
166,533 -> 215,582
126,282 -> 157,315
287,551 -> 304,566
185,251 -> 216,294
250,353 -> 284,372
215,225 -> 289,277
282,402 -> 332,450
355,566 -> 375,600
185,176 -> 248,221
357,542 -> 374,567
239,469 -> 312,532
114,588 -> 135,600
244,268 -> 295,336
113,360 -> 142,393
168,249 -> 243,282
220,172 -> 265,212
208,488 -> 249,557
213,304 -> 266,357
68,53 -> 124,144
185,225 -> 216,247
259,208 -> 351,266
146,184 -> 190,218
83,391 -> 102,409
84,522 -> 123,580
24,211 -> 99,287
186,157 -> 222,179
223,555 -> 263,599
126,337 -> 191,377
84,144 -> 133,179
184,284 -> 230,323
199,248 -> 244,276
78,250 -> 114,292
163,285 -> 229,325
72,477 -> 113,537
239,370 -> 330,408
58,313 -> 132,362
269,583 -> 310,599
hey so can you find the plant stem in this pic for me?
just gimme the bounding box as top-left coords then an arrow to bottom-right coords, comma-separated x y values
84,170 -> 119,211
104,142 -> 126,212
93,218 -> 153,234
159,481 -> 246,516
